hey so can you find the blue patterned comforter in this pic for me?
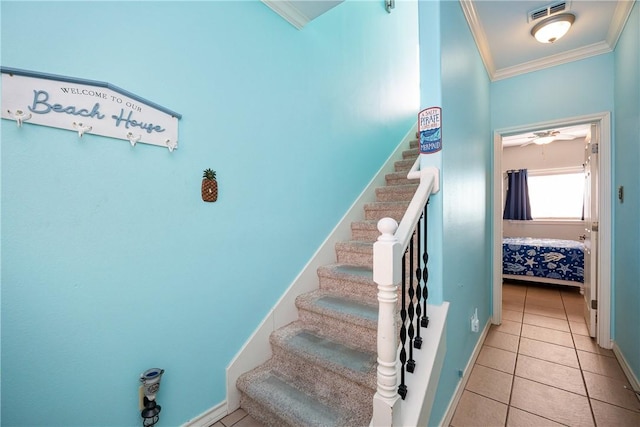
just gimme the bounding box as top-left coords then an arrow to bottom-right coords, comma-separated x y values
503,237 -> 584,284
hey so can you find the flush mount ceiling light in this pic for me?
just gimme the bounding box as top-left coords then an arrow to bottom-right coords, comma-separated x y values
531,13 -> 575,43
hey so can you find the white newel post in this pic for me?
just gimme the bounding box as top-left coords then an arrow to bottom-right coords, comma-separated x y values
371,217 -> 402,427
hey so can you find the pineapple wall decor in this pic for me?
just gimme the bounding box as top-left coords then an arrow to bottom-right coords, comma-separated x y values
202,169 -> 218,202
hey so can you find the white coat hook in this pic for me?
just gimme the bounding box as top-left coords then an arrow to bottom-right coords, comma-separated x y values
166,139 -> 177,153
8,109 -> 32,127
72,122 -> 92,138
385,0 -> 395,13
126,132 -> 141,147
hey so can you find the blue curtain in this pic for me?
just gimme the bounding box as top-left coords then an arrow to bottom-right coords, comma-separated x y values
503,169 -> 532,220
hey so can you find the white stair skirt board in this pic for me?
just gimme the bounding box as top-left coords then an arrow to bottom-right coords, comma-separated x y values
225,124 -> 419,413
438,318 -> 492,427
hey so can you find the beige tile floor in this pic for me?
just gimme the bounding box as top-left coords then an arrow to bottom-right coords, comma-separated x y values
217,282 -> 640,427
451,281 -> 640,427
210,408 -> 264,427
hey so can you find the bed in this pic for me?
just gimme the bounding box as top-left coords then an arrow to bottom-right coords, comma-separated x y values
502,237 -> 584,288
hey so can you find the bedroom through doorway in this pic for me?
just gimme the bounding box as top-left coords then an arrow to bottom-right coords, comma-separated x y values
492,112 -> 612,350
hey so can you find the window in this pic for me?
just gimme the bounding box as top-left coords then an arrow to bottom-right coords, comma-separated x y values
527,170 -> 584,219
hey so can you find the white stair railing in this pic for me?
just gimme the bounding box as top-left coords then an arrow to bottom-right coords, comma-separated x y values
371,160 -> 440,426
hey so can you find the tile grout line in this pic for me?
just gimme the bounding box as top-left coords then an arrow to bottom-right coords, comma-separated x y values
502,283 -> 640,425
562,287 -> 599,426
504,285 -> 528,425
505,283 -> 588,427
502,284 -> 527,427
220,411 -> 250,427
499,284 -> 598,426
563,292 -> 640,417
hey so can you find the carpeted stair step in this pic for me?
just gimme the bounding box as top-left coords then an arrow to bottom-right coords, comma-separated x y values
335,241 -> 373,267
296,290 -> 378,352
350,220 -> 381,242
385,171 -> 417,186
364,201 -> 410,222
270,322 -> 377,392
403,147 -> 419,160
238,364 -> 371,427
394,158 -> 416,172
410,138 -> 419,149
351,218 -> 420,243
237,137 -> 422,426
376,183 -> 420,202
316,264 -> 415,309
317,264 -> 377,300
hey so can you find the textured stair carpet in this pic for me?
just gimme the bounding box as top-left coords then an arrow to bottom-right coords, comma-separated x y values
236,140 -> 419,427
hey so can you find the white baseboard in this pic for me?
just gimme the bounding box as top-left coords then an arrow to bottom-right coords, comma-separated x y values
438,318 -> 491,427
182,400 -> 227,427
225,124 -> 419,412
612,342 -> 640,393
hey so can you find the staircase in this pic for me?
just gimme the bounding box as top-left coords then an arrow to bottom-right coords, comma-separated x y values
236,140 -> 420,427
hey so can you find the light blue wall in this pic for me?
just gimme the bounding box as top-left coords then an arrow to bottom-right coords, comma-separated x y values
0,1 -> 419,425
419,2 -> 492,424
429,5 -> 623,423
419,1 -> 636,423
491,54 -> 615,130
613,1 -> 640,381
418,0 -> 444,305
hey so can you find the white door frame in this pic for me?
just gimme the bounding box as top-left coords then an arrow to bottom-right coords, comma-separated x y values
492,112 -> 612,349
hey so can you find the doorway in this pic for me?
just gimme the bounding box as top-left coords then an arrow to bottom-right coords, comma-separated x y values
492,112 -> 612,349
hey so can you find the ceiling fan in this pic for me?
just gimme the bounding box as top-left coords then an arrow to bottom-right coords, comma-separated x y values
502,124 -> 590,148
520,129 -> 578,146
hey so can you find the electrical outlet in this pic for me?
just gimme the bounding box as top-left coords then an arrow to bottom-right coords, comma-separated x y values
471,308 -> 479,333
472,317 -> 479,333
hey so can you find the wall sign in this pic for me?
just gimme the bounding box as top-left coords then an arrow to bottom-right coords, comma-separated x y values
418,107 -> 442,154
1,67 -> 182,151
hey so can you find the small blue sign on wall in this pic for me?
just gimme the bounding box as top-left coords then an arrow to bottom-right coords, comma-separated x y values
418,107 -> 442,154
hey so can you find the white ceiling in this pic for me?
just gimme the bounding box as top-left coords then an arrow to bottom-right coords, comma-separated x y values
463,1 -> 634,146
462,0 -> 636,81
264,1 -> 635,80
261,0 -> 344,30
263,1 -> 634,146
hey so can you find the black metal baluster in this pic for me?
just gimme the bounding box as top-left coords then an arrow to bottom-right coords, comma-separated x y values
407,235 -> 416,373
421,200 -> 430,328
398,249 -> 408,399
414,214 -> 423,349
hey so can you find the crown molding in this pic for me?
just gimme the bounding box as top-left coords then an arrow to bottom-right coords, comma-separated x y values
261,0 -> 344,30
462,0 -> 634,82
492,41 -> 613,81
459,0 -> 496,78
606,0 -> 636,48
261,1 -> 309,30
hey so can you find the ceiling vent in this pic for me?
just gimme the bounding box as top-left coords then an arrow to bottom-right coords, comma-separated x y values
528,1 -> 570,23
